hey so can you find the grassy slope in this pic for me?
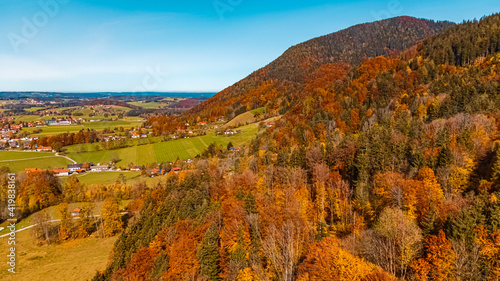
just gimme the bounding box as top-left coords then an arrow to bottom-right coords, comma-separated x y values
70,171 -> 142,186
223,112 -> 256,128
0,156 -> 74,172
0,231 -> 116,281
0,151 -> 56,160
0,198 -> 132,280
21,119 -> 143,137
67,123 -> 259,166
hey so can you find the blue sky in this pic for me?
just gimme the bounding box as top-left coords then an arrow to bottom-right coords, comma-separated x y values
0,0 -> 499,92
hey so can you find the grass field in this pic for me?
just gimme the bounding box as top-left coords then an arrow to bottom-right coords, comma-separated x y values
224,112 -> 256,128
128,101 -> 165,109
0,151 -> 55,160
70,171 -> 142,186
0,152 -> 74,172
21,119 -> 143,137
251,107 -> 266,115
0,201 -> 128,281
0,230 -> 116,281
67,123 -> 259,166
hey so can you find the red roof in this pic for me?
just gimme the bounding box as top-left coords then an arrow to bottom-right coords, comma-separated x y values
53,169 -> 70,173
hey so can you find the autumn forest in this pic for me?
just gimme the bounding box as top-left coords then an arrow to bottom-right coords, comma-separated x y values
4,12 -> 500,281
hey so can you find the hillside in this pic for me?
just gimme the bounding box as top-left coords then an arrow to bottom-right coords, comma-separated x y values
116,12 -> 500,281
180,16 -> 453,123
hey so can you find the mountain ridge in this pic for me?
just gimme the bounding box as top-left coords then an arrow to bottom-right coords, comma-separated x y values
184,16 -> 454,121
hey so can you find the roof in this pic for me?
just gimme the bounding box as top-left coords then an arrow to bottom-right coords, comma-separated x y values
53,169 -> 70,173
25,168 -> 46,173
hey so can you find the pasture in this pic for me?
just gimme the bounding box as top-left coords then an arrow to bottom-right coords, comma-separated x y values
0,230 -> 116,281
0,151 -> 74,172
67,123 -> 259,166
21,119 -> 143,137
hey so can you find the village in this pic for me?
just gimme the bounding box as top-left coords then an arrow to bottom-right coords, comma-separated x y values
24,161 -> 185,177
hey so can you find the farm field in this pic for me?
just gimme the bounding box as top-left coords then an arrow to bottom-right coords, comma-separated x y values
69,171 -> 142,186
67,123 -> 259,166
0,152 -> 74,172
21,119 -> 143,137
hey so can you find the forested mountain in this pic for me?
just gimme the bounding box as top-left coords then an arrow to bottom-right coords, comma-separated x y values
176,16 -> 453,124
95,12 -> 500,280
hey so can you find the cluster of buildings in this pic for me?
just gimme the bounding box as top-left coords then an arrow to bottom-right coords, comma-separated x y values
25,163 -> 111,177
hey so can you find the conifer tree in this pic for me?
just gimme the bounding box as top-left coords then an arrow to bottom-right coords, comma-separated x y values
197,222 -> 221,281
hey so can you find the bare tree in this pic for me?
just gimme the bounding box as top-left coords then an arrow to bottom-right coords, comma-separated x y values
31,210 -> 52,244
262,220 -> 307,281
451,238 -> 482,281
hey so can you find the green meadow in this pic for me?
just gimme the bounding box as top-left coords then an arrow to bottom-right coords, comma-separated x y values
67,123 -> 259,166
21,119 -> 143,137
0,152 -> 74,172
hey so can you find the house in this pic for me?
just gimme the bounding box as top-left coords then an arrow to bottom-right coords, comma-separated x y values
172,167 -> 181,173
71,208 -> 81,216
90,165 -> 109,172
67,164 -> 83,172
36,146 -> 52,152
53,169 -> 70,176
224,129 -> 235,136
265,122 -> 275,128
151,169 -> 163,176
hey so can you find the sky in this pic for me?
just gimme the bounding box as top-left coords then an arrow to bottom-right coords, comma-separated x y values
0,0 -> 499,93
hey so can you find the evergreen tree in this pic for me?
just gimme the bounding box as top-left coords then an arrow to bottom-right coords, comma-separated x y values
197,222 -> 221,281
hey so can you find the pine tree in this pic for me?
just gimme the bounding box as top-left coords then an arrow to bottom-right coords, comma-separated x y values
421,202 -> 438,237
197,222 -> 221,281
491,148 -> 500,187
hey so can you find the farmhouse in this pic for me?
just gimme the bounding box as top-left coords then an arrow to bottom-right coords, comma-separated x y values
90,165 -> 109,172
72,208 -> 81,216
37,146 -> 53,152
151,169 -> 163,176
130,166 -> 141,171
